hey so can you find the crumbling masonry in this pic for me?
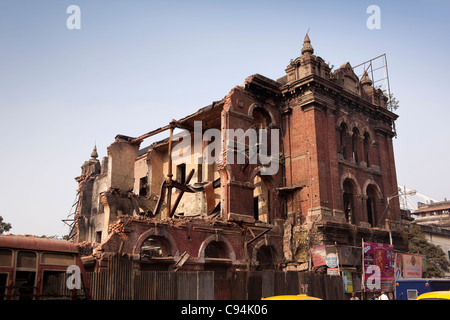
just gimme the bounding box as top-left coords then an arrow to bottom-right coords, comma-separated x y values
72,35 -> 408,280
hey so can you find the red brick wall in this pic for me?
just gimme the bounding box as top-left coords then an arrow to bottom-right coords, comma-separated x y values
282,89 -> 399,227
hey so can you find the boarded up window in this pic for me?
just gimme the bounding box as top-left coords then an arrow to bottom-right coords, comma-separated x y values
17,251 -> 36,269
0,249 -> 12,266
41,253 -> 75,266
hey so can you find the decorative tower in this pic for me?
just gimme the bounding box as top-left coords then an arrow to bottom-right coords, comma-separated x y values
301,33 -> 314,55
74,145 -> 101,242
280,34 -> 404,250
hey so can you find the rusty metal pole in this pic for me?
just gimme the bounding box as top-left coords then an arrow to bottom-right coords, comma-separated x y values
166,123 -> 174,218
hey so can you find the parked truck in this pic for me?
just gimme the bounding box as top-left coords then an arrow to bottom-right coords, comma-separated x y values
395,278 -> 450,300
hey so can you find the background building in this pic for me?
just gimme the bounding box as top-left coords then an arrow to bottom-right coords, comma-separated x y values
412,200 -> 450,277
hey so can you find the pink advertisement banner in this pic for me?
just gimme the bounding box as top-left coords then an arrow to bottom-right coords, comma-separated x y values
363,242 -> 395,291
311,245 -> 326,267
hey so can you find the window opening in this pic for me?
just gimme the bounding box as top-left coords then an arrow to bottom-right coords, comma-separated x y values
0,273 -> 8,300
343,180 -> 356,224
253,197 -> 259,221
205,241 -> 228,259
0,249 -> 12,267
14,271 -> 36,300
352,128 -> 359,163
363,132 -> 371,166
176,163 -> 186,184
139,176 -> 148,197
17,251 -> 36,269
95,231 -> 102,243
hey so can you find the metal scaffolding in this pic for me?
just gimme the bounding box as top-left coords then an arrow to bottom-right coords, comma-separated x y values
352,54 -> 393,112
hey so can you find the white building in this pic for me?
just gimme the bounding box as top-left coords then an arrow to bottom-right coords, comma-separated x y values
413,201 -> 450,278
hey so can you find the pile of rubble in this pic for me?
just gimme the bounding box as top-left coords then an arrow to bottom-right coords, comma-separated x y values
108,220 -> 125,235
76,241 -> 94,256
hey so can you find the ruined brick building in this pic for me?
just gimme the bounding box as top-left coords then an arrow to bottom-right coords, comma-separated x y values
72,35 -> 408,282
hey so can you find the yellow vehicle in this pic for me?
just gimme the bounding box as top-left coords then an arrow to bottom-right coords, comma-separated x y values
416,290 -> 450,300
262,294 -> 322,300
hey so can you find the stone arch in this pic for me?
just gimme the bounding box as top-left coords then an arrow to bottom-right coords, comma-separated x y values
363,180 -> 383,227
362,179 -> 382,199
341,172 -> 362,225
133,228 -> 179,259
248,103 -> 276,127
360,125 -> 375,143
349,121 -> 363,136
198,234 -> 237,262
336,116 -> 350,131
251,238 -> 279,270
340,172 -> 362,195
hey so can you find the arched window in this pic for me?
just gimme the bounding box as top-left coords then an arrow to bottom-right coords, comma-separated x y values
363,132 -> 371,166
252,107 -> 272,129
205,241 -> 228,259
140,236 -> 172,258
256,245 -> 276,271
343,179 -> 356,224
252,107 -> 272,157
352,128 -> 360,163
203,240 -> 232,278
339,123 -> 349,159
366,185 -> 378,227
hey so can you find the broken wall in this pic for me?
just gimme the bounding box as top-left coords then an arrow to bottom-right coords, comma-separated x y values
107,138 -> 141,192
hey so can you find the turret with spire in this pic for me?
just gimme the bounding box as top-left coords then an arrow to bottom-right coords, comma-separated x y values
359,70 -> 388,108
301,33 -> 314,56
284,33 -> 330,84
73,145 -> 102,243
76,145 -> 101,181
360,71 -> 373,87
91,145 -> 98,159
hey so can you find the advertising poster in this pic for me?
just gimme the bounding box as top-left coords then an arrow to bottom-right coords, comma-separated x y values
363,242 -> 395,291
403,254 -> 423,278
343,271 -> 353,293
310,246 -> 326,267
395,253 -> 403,280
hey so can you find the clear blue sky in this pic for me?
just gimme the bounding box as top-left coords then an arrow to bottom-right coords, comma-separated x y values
1,0 -> 449,236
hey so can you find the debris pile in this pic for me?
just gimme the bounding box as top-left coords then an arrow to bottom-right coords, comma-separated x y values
76,241 -> 94,255
108,220 -> 125,235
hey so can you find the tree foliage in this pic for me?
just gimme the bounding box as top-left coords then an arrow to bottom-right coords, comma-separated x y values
0,216 -> 12,235
388,93 -> 400,111
39,235 -> 70,240
408,224 -> 450,278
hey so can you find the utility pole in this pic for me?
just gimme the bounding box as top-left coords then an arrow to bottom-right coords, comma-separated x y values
386,188 -> 416,245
